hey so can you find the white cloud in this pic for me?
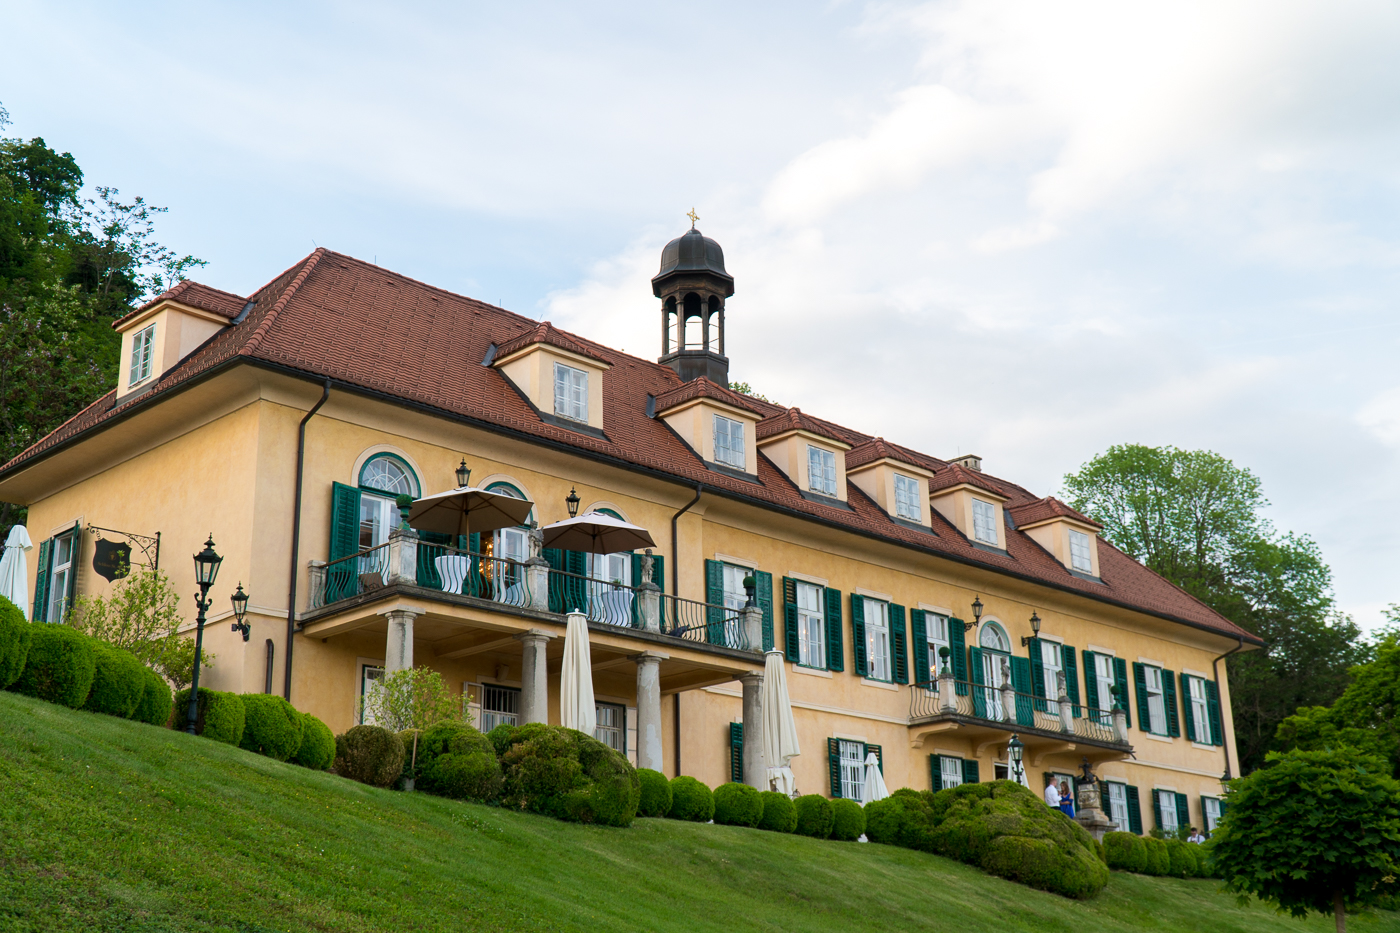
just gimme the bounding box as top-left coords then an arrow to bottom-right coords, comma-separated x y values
1358,387 -> 1400,447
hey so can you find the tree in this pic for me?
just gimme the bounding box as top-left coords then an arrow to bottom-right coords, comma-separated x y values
360,666 -> 466,733
1212,748 -> 1400,933
68,567 -> 211,688
728,381 -> 772,403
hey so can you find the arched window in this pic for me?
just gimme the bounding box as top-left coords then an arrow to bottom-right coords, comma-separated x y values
360,454 -> 419,497
586,507 -> 632,586
357,454 -> 421,552
485,481 -> 532,563
977,621 -> 1011,720
979,622 -> 1009,653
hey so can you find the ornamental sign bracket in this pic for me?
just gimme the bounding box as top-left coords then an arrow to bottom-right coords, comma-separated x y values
85,525 -> 160,582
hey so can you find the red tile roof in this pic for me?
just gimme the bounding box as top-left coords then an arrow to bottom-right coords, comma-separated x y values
653,376 -> 770,417
927,462 -> 1011,498
494,320 -> 611,366
3,249 -> 1258,644
1009,497 -> 1102,531
112,280 -> 249,329
846,436 -> 931,472
755,407 -> 851,444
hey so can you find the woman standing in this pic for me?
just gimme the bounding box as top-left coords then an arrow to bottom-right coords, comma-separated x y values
1059,781 -> 1076,818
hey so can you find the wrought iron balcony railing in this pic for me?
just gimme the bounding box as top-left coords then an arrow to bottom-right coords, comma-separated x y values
910,678 -> 1125,746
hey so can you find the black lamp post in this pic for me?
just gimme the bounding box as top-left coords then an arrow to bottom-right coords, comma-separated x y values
1021,611 -> 1042,647
455,458 -> 471,489
964,595 -> 984,633
185,535 -> 223,735
565,487 -> 581,519
229,583 -> 250,642
1007,733 -> 1025,785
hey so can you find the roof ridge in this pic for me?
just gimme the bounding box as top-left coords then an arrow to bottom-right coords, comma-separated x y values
241,248 -> 327,356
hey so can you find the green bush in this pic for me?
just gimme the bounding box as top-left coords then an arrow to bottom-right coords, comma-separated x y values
418,720 -> 502,802
0,597 -> 30,687
486,723 -> 517,759
667,776 -> 714,822
397,729 -> 423,782
927,780 -> 1108,899
334,725 -> 405,788
831,798 -> 866,841
863,790 -> 938,851
11,623 -> 95,708
713,782 -> 764,828
1103,831 -> 1148,873
757,791 -> 797,833
1166,838 -> 1197,878
498,723 -> 639,826
132,666 -> 173,726
83,642 -> 146,719
293,712 -> 335,770
173,688 -> 246,745
637,768 -> 672,818
1142,837 -> 1170,876
793,795 -> 834,839
239,694 -> 304,761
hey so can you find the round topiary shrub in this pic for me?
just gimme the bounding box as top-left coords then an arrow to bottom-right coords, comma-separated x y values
293,712 -> 335,770
713,782 -> 764,828
239,694 -> 304,761
1165,838 -> 1197,878
1103,831 -> 1148,873
927,780 -> 1108,899
637,768 -> 673,818
132,666 -> 173,726
418,720 -> 503,802
864,791 -> 938,851
1142,836 -> 1170,876
83,642 -> 147,719
831,798 -> 866,841
11,623 -> 95,708
173,688 -> 247,744
498,723 -> 639,826
667,775 -> 715,822
0,597 -> 31,687
334,725 -> 405,788
486,722 -> 517,759
793,794 -> 835,839
757,791 -> 797,833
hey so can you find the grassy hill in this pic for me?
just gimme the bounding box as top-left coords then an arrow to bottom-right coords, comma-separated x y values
0,691 -> 1392,933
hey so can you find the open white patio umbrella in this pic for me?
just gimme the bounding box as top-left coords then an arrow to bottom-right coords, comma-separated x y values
762,649 -> 801,795
0,525 -> 32,619
407,486 -> 534,537
559,611 -> 597,735
540,511 -> 656,554
862,751 -> 889,805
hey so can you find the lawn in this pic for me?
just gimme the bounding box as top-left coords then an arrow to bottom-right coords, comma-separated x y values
0,690 -> 1390,933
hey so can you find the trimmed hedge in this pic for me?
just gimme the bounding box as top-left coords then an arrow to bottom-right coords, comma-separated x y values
173,688 -> 246,745
0,596 -> 30,687
713,782 -> 764,828
498,723 -> 639,826
831,798 -> 866,842
757,791 -> 797,833
637,768 -> 672,818
11,623 -> 95,708
334,725 -> 405,788
864,790 -> 937,851
239,694 -> 304,761
83,643 -> 146,719
293,712 -> 335,770
418,720 -> 502,802
132,666 -> 173,727
486,723 -> 516,759
1104,831 -> 1148,873
667,776 -> 714,822
1143,837 -> 1170,876
794,794 -> 834,839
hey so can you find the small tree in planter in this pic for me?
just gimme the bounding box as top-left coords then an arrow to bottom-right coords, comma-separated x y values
1212,748 -> 1400,933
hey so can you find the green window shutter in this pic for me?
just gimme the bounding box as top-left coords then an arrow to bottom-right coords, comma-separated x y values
1028,637 -> 1047,711
704,559 -> 726,644
32,538 -> 52,621
327,482 -> 362,603
730,722 -> 743,783
949,620 -> 968,695
755,571 -> 774,651
417,530 -> 453,589
1179,673 -> 1197,742
1009,655 -> 1034,726
867,744 -> 883,774
828,738 -> 843,798
1162,669 -> 1180,737
653,555 -> 665,594
1061,645 -> 1081,717
61,524 -> 82,622
1152,790 -> 1164,830
850,594 -> 868,677
1175,792 -> 1190,830
1125,785 -> 1143,835
1113,657 -> 1132,729
890,604 -> 908,684
824,588 -> 844,672
563,550 -> 589,614
961,758 -> 979,784
1133,662 -> 1151,733
1082,650 -> 1100,712
468,532 -> 482,553
1205,679 -> 1224,746
930,754 -> 943,791
543,547 -> 565,613
782,577 -> 800,662
909,609 -> 930,684
968,646 -> 986,718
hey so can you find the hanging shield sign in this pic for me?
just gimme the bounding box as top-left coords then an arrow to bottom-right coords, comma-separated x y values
92,539 -> 132,582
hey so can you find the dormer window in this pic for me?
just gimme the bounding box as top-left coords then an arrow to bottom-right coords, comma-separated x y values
894,474 -> 921,521
553,362 -> 588,422
808,446 -> 837,496
1069,529 -> 1093,573
129,323 -> 155,386
714,415 -> 745,468
971,498 -> 998,544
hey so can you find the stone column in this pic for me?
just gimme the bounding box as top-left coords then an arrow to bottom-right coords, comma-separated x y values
515,629 -> 553,724
386,526 -> 418,586
634,651 -> 668,771
741,605 -> 764,653
307,559 -> 327,610
1058,674 -> 1076,735
937,667 -> 957,714
382,606 -> 423,675
637,581 -> 661,633
1113,706 -> 1129,744
739,671 -> 765,788
526,558 -> 552,613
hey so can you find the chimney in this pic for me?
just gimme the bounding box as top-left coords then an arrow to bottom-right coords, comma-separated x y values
949,454 -> 982,473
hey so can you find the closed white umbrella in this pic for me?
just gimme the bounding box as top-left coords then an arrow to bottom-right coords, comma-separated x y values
862,751 -> 889,805
0,525 -> 33,619
408,486 -> 534,537
762,649 -> 801,795
559,611 -> 596,735
540,511 -> 656,554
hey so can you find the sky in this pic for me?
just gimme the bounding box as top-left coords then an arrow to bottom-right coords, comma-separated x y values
3,0 -> 1398,627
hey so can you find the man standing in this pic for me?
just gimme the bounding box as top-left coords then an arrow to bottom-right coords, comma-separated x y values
1187,827 -> 1206,844
1044,775 -> 1062,808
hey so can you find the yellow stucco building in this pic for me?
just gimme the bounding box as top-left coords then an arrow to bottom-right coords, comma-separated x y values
0,229 -> 1260,838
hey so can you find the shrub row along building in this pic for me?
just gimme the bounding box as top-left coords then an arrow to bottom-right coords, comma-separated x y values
1,226 -> 1259,836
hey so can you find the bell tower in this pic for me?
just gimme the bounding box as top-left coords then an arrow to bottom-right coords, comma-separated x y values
654,213 -> 734,384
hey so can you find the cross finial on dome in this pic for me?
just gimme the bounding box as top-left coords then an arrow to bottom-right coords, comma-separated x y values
686,207 -> 699,228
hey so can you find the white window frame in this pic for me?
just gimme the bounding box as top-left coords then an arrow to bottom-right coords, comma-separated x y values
553,361 -> 588,422
865,599 -> 891,682
1094,653 -> 1116,723
129,322 -> 155,386
940,755 -> 963,789
46,529 -> 78,623
807,445 -> 837,497
713,415 -> 746,469
1203,796 -> 1222,833
1040,640 -> 1063,715
926,613 -> 951,686
480,683 -> 521,733
796,581 -> 825,669
839,739 -> 866,802
1068,529 -> 1093,573
595,701 -> 625,753
1145,665 -> 1167,735
720,562 -> 748,613
1106,781 -> 1130,830
971,498 -> 998,544
1189,675 -> 1211,743
1157,790 -> 1179,833
358,664 -> 385,725
893,473 -> 921,521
